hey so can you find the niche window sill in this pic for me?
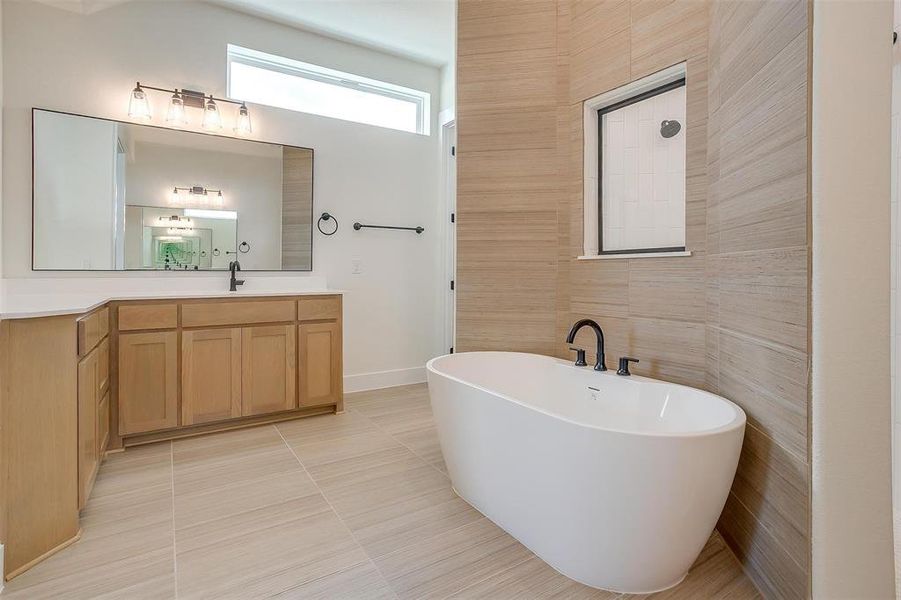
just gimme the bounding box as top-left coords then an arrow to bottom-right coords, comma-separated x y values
577,250 -> 692,260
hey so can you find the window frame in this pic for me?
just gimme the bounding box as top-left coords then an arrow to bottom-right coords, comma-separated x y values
226,44 -> 431,135
597,77 -> 686,256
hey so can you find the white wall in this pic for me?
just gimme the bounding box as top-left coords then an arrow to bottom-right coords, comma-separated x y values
811,1 -> 896,597
2,0 -> 445,387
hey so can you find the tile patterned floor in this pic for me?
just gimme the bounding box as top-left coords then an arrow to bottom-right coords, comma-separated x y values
3,383 -> 760,599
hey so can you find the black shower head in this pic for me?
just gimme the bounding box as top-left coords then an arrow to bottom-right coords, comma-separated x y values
660,119 -> 681,139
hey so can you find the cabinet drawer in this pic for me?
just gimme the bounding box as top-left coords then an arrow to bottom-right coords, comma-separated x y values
118,304 -> 178,331
297,296 -> 341,321
181,300 -> 295,328
78,307 -> 109,356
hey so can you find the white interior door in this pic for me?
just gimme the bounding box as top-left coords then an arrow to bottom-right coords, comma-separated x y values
444,121 -> 456,354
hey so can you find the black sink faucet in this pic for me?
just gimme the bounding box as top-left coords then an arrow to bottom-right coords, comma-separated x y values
565,319 -> 607,371
229,260 -> 245,292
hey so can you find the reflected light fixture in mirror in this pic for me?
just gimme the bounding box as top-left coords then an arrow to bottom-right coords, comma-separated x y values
128,84 -> 151,120
202,96 -> 222,131
171,186 -> 224,208
166,92 -> 187,126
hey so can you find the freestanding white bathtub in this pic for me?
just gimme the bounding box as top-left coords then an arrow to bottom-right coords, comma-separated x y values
426,351 -> 745,594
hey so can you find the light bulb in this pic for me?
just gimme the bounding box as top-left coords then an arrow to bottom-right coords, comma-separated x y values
214,190 -> 224,207
170,187 -> 180,205
166,92 -> 187,126
128,83 -> 151,120
234,103 -> 252,136
202,96 -> 222,131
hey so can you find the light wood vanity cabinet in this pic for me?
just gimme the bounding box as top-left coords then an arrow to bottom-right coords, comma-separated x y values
76,311 -> 110,509
242,324 -> 297,416
115,294 -> 342,443
299,321 -> 342,407
0,293 -> 341,582
118,331 -> 179,435
182,328 -> 242,425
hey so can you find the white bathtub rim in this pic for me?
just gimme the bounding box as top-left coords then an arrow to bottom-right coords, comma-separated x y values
426,351 -> 746,439
449,484 -> 692,594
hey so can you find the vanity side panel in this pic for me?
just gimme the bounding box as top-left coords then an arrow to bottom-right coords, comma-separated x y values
2,315 -> 79,579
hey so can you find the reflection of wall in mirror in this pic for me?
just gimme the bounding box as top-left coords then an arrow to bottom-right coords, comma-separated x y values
33,110 -> 118,269
282,147 -> 313,270
123,139 -> 282,270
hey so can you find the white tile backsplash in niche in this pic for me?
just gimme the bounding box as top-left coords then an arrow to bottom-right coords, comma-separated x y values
601,84 -> 686,252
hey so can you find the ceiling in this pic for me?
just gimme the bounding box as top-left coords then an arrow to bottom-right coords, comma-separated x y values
208,0 -> 456,67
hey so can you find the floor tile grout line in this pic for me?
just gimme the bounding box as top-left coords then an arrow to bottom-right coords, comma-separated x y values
284,405 -> 499,571
170,440 -> 179,600
348,389 -> 631,599
272,423 -> 400,600
345,402 -> 448,479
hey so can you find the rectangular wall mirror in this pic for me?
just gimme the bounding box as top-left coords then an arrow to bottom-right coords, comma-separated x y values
32,108 -> 313,271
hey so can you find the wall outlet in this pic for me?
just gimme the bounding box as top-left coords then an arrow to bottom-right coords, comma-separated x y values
351,258 -> 363,275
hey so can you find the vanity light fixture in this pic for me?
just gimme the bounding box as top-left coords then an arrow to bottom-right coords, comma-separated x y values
166,92 -> 187,126
202,95 -> 222,131
234,103 -> 252,136
128,84 -> 152,120
127,81 -> 253,134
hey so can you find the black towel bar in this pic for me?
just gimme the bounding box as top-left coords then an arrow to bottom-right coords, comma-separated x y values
353,222 -> 424,234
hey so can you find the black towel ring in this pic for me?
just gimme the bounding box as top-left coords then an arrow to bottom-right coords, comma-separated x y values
318,212 -> 339,236
239,241 -> 250,254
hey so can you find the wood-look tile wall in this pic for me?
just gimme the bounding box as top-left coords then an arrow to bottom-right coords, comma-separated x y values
456,1 -> 810,598
707,2 -> 810,598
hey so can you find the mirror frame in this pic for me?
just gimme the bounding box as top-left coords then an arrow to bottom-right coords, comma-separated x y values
31,107 -> 315,272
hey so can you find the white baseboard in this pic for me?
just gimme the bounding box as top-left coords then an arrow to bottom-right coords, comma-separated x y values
344,366 -> 427,393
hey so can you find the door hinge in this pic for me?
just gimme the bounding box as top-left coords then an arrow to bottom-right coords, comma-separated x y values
451,145 -> 455,156
450,346 -> 454,354
450,212 -> 455,223
450,280 -> 455,291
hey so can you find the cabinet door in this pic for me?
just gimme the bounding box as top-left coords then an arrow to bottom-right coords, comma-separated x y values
118,331 -> 178,435
98,337 -> 109,394
77,348 -> 99,509
98,390 -> 110,456
241,325 -> 296,416
182,328 -> 242,425
298,322 -> 342,407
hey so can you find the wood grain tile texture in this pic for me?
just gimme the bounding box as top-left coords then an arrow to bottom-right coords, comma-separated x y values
456,1 -> 810,598
1,384 -> 758,599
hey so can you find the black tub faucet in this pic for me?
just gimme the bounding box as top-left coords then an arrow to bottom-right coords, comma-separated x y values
229,260 -> 245,292
617,357 -> 639,376
565,319 -> 606,371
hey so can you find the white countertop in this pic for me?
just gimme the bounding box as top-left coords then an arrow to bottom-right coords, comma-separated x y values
0,276 -> 343,319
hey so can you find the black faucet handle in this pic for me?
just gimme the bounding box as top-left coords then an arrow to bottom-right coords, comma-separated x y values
569,346 -> 587,367
616,357 -> 639,376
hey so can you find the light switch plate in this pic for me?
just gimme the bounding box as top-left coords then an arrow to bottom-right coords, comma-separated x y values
351,258 -> 362,274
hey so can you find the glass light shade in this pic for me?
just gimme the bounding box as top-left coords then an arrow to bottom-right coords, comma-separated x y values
202,97 -> 222,131
128,85 -> 151,120
170,187 -> 181,205
234,104 -> 252,136
166,93 -> 187,125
